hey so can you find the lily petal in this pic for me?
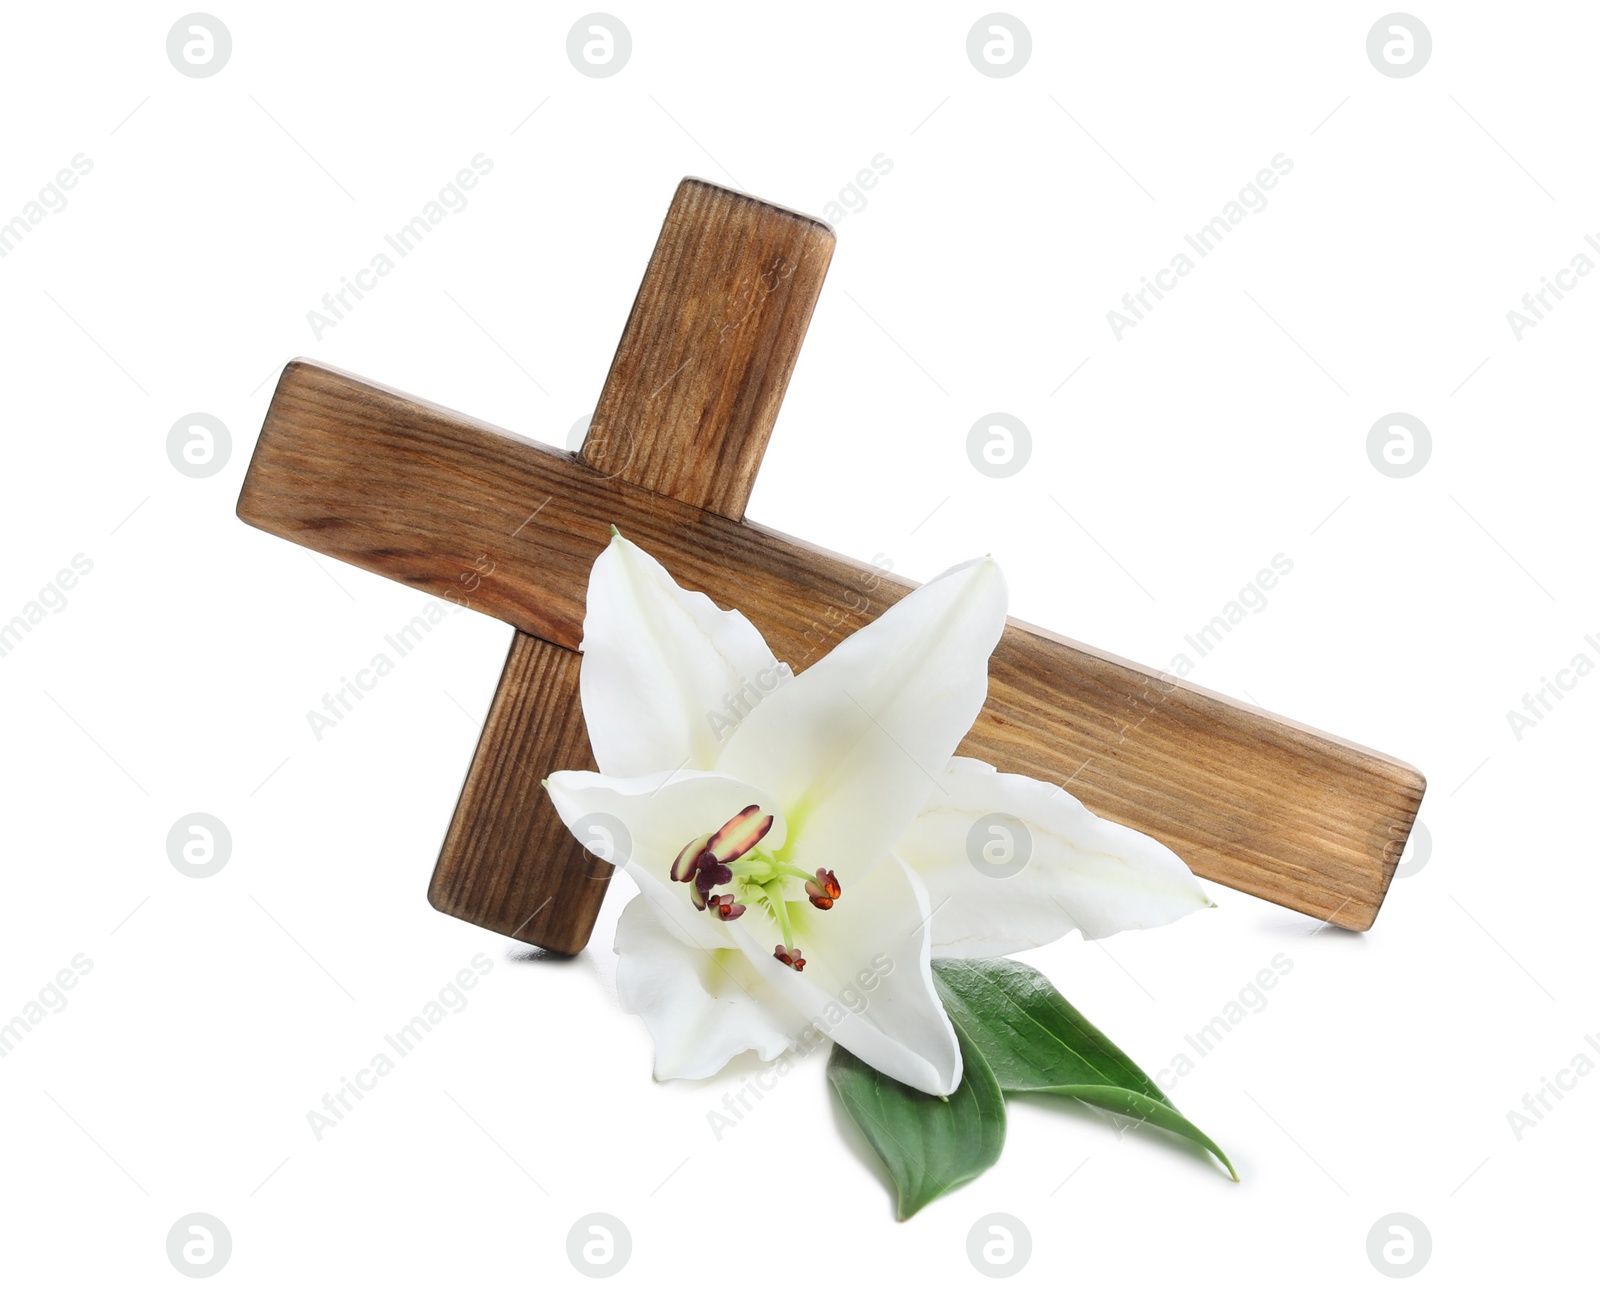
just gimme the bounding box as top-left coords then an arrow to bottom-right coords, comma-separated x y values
897,757 -> 1212,956
717,557 -> 1007,877
613,894 -> 800,1080
545,768 -> 787,952
724,855 -> 963,1096
580,532 -> 785,777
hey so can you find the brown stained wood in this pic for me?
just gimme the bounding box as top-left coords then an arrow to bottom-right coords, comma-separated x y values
585,177 -> 835,519
427,180 -> 835,951
238,359 -> 1427,933
430,635 -> 605,952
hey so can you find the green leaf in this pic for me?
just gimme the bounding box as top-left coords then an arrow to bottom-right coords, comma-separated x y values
826,1022 -> 1006,1220
933,957 -> 1236,1180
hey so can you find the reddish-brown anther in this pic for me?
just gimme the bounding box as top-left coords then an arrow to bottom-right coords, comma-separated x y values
805,868 -> 842,910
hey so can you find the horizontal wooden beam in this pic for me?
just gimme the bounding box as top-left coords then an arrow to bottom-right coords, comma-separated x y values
239,359 -> 1425,931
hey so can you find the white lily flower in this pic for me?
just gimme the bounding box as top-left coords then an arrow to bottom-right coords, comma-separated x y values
545,534 -> 1210,1096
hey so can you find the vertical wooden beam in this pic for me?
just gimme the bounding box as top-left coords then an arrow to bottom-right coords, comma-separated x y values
429,180 -> 835,951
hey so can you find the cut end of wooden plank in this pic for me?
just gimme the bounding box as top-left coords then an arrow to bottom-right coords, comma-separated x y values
1365,761 -> 1428,931
676,175 -> 836,235
426,865 -> 610,957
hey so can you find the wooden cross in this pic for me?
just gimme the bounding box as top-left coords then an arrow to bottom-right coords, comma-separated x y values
237,178 -> 1425,954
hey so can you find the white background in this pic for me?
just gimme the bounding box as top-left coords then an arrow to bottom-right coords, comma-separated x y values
1,1 -> 1594,1286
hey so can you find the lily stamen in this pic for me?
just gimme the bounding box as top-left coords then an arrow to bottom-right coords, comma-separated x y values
805,868 -> 842,910
672,806 -> 845,944
671,806 -> 773,914
759,882 -> 808,973
706,805 -> 772,861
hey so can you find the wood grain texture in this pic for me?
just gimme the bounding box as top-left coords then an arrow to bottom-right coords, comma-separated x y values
585,177 -> 835,519
238,359 -> 1426,932
429,634 -> 605,952
427,180 -> 835,951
